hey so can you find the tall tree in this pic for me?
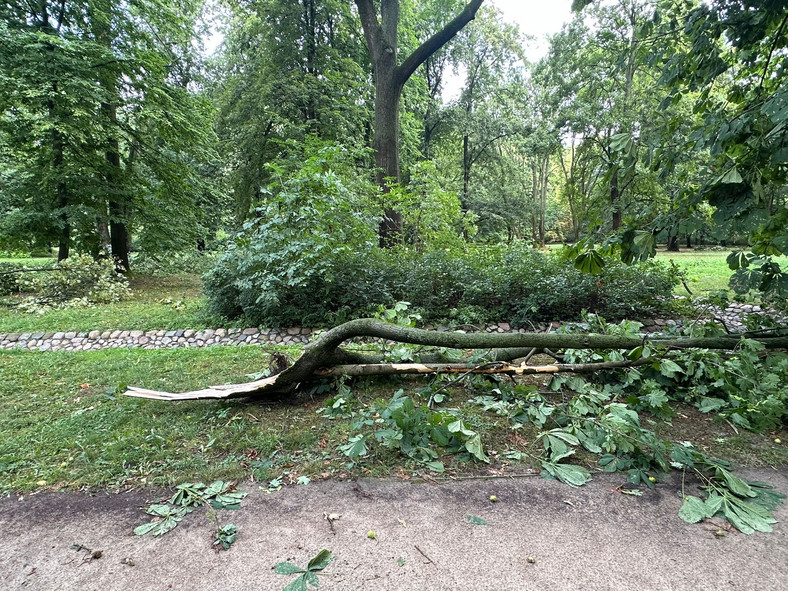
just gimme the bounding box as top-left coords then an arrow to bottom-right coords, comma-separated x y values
354,0 -> 485,246
0,1 -> 214,268
214,0 -> 371,223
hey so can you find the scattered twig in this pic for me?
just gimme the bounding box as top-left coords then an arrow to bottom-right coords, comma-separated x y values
542,348 -> 565,361
424,472 -> 541,483
414,544 -> 434,565
521,347 -> 538,364
724,418 -> 739,436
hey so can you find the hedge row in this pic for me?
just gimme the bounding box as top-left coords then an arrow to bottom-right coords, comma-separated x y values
204,244 -> 680,328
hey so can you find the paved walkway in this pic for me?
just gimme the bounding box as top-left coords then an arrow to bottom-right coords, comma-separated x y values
2,469 -> 787,590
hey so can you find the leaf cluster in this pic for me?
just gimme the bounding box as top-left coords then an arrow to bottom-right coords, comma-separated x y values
134,480 -> 247,540
14,254 -> 131,312
274,549 -> 333,591
338,389 -> 489,473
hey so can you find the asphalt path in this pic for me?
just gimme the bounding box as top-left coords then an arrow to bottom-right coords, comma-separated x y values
2,468 -> 787,590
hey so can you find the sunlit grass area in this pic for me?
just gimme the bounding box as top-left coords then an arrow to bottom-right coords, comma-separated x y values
0,273 -> 226,333
655,249 -> 788,296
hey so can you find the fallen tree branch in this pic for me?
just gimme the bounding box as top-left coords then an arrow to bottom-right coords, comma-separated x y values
124,318 -> 788,401
314,359 -> 653,377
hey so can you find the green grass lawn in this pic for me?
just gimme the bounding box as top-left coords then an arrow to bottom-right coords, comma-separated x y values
0,273 -> 229,333
653,248 -> 735,294
1,345 -> 784,495
0,346 -> 303,492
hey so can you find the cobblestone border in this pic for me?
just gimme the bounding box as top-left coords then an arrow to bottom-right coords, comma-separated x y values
0,327 -> 313,352
0,303 -> 781,353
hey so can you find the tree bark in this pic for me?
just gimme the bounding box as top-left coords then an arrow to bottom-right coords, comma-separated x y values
355,0 -> 485,247
610,167 -> 621,231
124,318 -> 788,401
96,14 -> 131,272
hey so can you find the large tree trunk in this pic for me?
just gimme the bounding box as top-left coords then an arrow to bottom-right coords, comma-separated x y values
41,5 -> 70,261
355,0 -> 485,247
53,124 -> 70,262
96,16 -> 131,272
610,167 -> 622,231
374,59 -> 404,247
125,318 -> 788,401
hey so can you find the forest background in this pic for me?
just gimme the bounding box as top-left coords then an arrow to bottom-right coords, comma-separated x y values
1,0 -> 787,325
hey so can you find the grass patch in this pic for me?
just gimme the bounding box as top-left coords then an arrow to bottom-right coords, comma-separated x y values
0,273 -> 229,333
654,248 -> 788,295
1,345 -> 785,495
0,346 -> 297,492
654,249 -> 734,294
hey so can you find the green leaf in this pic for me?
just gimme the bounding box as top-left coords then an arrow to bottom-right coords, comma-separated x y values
339,434 -> 368,458
274,562 -> 306,575
717,469 -> 755,498
719,167 -> 743,184
704,493 -> 724,516
678,495 -> 708,524
658,359 -> 684,379
426,460 -> 445,473
726,250 -> 750,271
133,522 -> 159,536
466,515 -> 489,526
574,249 -> 606,274
541,461 -> 592,487
464,433 -> 490,463
698,397 -> 727,413
281,575 -> 308,591
305,572 -> 320,587
307,549 -> 333,572
723,498 -> 776,534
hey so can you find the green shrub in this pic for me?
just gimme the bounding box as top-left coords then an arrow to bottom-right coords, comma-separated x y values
205,240 -> 680,327
203,144 -> 378,326
0,262 -> 24,296
16,254 -> 131,311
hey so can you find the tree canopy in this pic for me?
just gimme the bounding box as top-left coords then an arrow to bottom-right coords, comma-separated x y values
0,0 -> 785,295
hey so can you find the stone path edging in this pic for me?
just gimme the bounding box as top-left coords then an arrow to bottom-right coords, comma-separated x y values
0,302 -> 782,353
0,326 -> 313,352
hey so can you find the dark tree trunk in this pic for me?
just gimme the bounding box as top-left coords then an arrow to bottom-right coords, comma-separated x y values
462,134 -> 471,209
41,5 -> 70,261
53,125 -> 70,262
610,168 -> 621,231
666,234 -> 680,252
96,16 -> 131,272
373,63 -> 404,247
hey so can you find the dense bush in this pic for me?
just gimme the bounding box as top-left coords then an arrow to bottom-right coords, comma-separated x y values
16,254 -> 131,311
206,242 -> 680,327
0,262 -> 24,296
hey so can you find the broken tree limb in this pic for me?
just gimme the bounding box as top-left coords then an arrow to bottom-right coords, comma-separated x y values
314,358 -> 654,377
124,318 -> 788,401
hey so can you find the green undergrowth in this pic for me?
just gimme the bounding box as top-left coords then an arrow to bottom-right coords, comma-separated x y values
206,241 -> 681,328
